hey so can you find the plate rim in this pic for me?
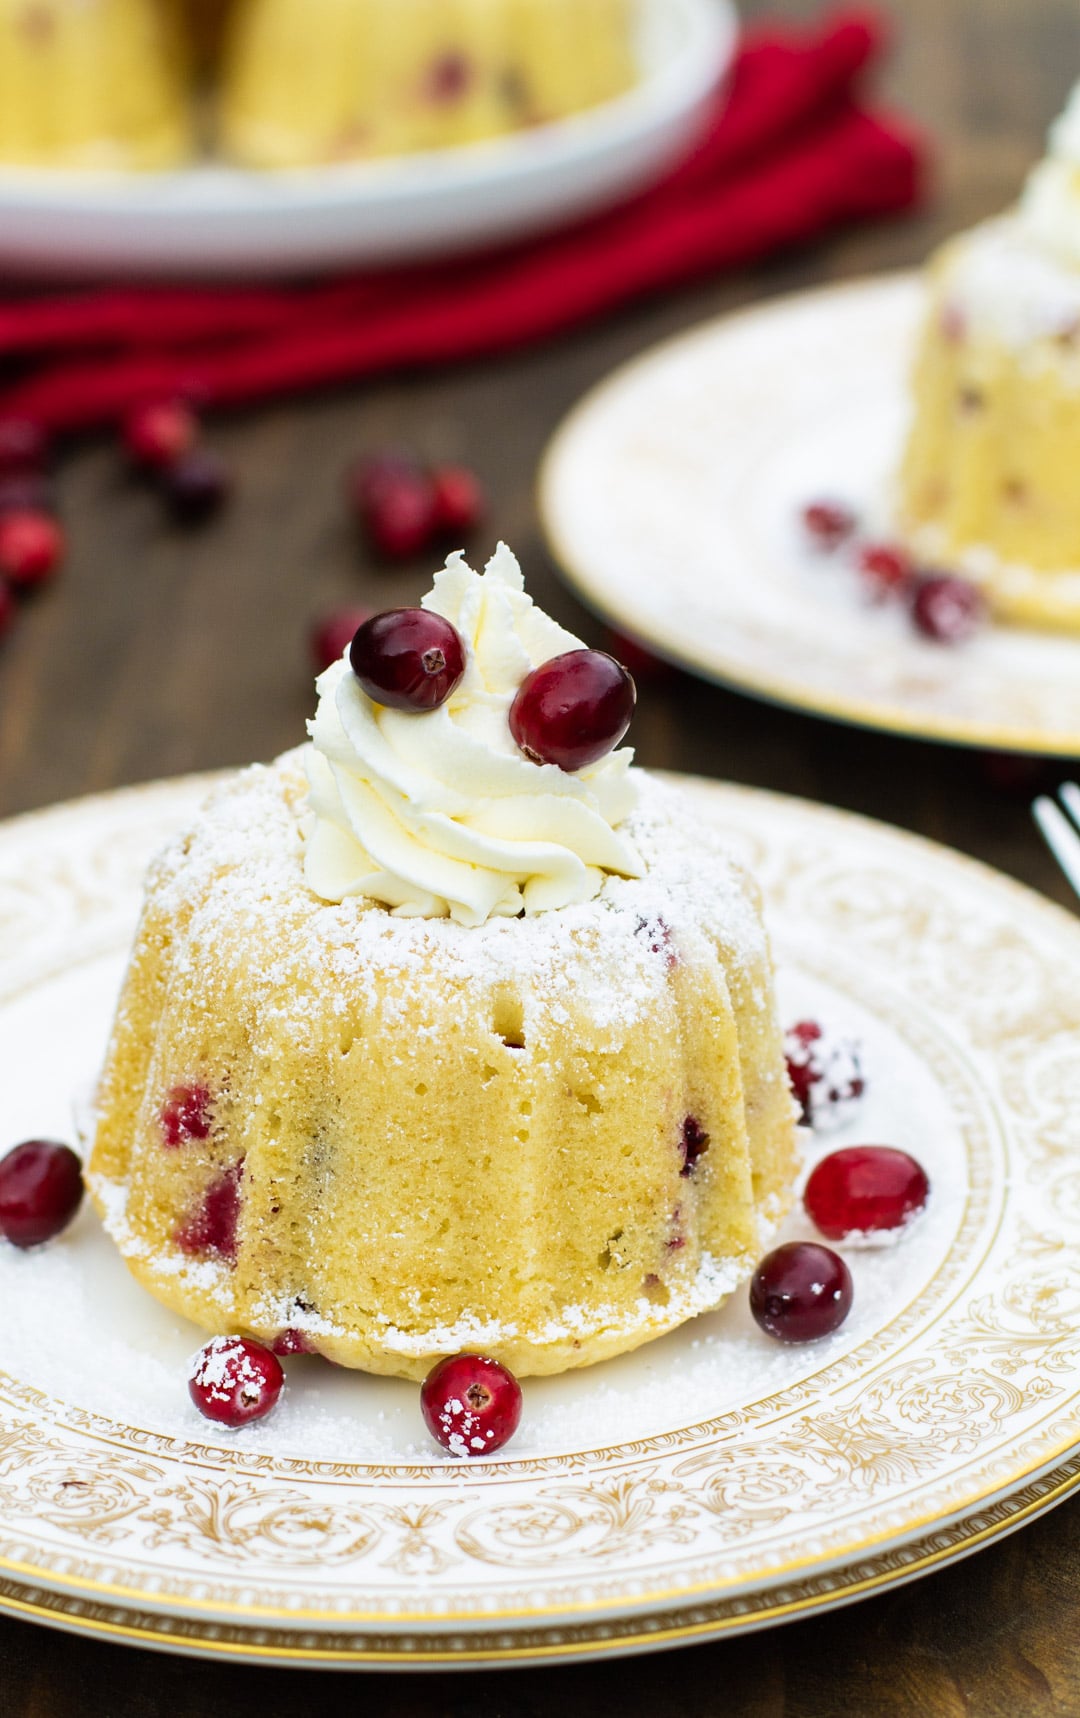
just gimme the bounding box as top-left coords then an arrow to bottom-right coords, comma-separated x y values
539,270 -> 1080,758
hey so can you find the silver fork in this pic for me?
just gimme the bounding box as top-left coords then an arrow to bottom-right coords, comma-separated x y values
1033,782 -> 1080,901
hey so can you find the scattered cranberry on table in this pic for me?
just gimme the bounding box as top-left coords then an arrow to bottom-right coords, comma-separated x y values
750,1241 -> 853,1343
164,448 -> 232,524
603,628 -> 673,684
910,572 -> 986,643
350,608 -> 466,712
421,1353 -> 523,1457
123,399 -> 198,473
188,1335 -> 284,1429
802,499 -> 857,550
0,416 -> 49,475
0,510 -> 65,589
431,464 -> 485,537
0,1139 -> 84,1248
349,450 -> 485,561
509,648 -> 636,771
804,1146 -> 930,1242
310,606 -> 374,673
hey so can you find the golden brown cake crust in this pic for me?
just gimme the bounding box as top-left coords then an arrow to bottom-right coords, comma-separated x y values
88,751 -> 798,1379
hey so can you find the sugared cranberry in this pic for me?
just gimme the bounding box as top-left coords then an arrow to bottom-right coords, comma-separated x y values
353,459 -> 437,562
0,510 -> 64,589
420,1353 -> 522,1457
804,1146 -> 930,1241
164,449 -> 231,523
175,1159 -> 244,1262
509,649 -> 636,772
910,574 -> 985,644
161,1083 -> 213,1148
750,1241 -> 853,1343
858,543 -> 911,601
681,1116 -> 709,1177
431,464 -> 484,537
0,417 -> 49,474
124,399 -> 198,472
784,1020 -> 865,1133
188,1335 -> 283,1429
0,472 -> 55,517
802,500 -> 857,550
310,606 -> 374,673
0,1139 -> 83,1248
350,608 -> 466,711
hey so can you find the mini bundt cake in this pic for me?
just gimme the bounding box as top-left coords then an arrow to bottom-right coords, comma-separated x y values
87,546 -> 797,1380
899,82 -> 1080,631
0,0 -> 191,169
219,0 -> 638,168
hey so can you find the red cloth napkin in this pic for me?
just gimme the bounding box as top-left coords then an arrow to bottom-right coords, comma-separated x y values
0,9 -> 924,433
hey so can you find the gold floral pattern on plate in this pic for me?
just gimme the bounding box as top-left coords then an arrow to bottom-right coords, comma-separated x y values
2,772 -> 1080,1666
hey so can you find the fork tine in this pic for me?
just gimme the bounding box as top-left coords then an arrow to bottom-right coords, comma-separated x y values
1059,780 -> 1080,830
1033,795 -> 1080,901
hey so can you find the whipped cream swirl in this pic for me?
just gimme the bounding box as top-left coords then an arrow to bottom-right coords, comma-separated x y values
1020,81 -> 1080,267
303,544 -> 643,925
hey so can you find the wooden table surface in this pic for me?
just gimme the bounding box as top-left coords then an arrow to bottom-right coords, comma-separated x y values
5,1 -> 1080,1711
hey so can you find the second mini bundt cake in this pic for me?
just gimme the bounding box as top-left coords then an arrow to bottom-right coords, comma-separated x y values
219,0 -> 638,167
88,547 -> 798,1379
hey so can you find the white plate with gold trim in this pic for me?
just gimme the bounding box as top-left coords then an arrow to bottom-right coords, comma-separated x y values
541,274 -> 1080,758
3,770 -> 1080,1668
0,0 -> 732,277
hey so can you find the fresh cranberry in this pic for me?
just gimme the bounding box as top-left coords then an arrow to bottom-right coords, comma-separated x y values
784,1020 -> 865,1133
681,1116 -> 709,1177
910,574 -> 985,644
188,1335 -> 284,1429
124,399 -> 198,472
352,459 -> 437,561
431,464 -> 484,537
858,543 -> 912,601
0,417 -> 49,474
750,1242 -> 853,1343
310,606 -> 374,673
802,500 -> 857,550
804,1146 -> 930,1241
420,1353 -> 522,1457
161,1084 -> 213,1148
175,1160 -> 244,1262
0,510 -> 64,589
0,1139 -> 83,1248
350,608 -> 466,712
164,449 -> 231,523
509,649 -> 636,772
0,473 -> 55,517
603,630 -> 672,683
0,580 -> 15,639
270,1328 -> 314,1356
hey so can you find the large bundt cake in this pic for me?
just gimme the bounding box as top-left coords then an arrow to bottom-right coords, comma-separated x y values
219,0 -> 638,168
899,81 -> 1080,631
87,546 -> 797,1380
0,0 -> 191,169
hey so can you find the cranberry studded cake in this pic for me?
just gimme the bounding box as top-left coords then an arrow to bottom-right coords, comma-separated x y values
219,0 -> 638,167
87,545 -> 798,1379
899,80 -> 1080,630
